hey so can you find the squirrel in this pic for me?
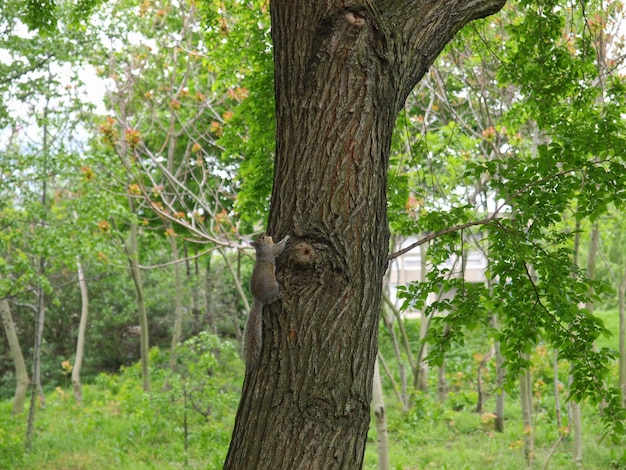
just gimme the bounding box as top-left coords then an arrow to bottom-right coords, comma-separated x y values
244,232 -> 290,370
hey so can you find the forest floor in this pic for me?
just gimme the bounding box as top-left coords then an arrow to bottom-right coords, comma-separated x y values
1,310 -> 624,469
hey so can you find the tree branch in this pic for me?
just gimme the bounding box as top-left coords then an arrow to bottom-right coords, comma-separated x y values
388,215 -> 498,261
0,53 -> 56,86
377,0 -> 507,109
388,164 -> 590,261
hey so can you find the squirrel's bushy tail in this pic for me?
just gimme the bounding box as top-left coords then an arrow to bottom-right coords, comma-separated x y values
243,300 -> 263,370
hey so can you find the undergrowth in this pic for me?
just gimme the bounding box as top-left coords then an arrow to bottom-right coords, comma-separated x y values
1,312 -> 624,469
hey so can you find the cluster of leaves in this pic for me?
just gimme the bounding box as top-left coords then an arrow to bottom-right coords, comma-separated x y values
0,0 -> 116,288
202,0 -> 276,224
393,0 -> 626,439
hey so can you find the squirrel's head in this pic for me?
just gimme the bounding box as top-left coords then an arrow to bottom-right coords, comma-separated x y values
251,233 -> 273,249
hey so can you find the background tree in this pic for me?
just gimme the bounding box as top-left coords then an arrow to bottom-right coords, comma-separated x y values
0,0 -> 131,443
389,0 -> 626,443
0,298 -> 28,414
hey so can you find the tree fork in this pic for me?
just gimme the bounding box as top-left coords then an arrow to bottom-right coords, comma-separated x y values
224,1 -> 505,468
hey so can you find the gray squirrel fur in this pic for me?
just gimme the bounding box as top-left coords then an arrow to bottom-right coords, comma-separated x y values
244,233 -> 290,370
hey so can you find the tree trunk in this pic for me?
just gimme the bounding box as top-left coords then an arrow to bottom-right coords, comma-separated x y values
491,315 -> 505,432
165,112 -> 184,360
494,340 -> 505,432
520,366 -> 534,465
224,2 -> 505,468
167,231 -> 184,373
475,346 -> 494,413
0,298 -> 29,415
377,352 -> 404,406
204,253 -> 216,334
437,357 -> 448,403
569,224 -> 600,464
26,91 -> 50,449
437,324 -> 450,403
381,294 -> 410,410
219,248 -> 251,359
187,246 -> 202,335
26,284 -> 46,449
71,258 -> 89,404
127,214 -> 150,392
372,358 -> 390,470
416,242 -> 429,391
385,317 -> 408,407
619,270 -> 626,407
552,349 -> 563,430
569,395 -> 582,465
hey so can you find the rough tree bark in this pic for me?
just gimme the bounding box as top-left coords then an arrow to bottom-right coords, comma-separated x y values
224,1 -> 505,468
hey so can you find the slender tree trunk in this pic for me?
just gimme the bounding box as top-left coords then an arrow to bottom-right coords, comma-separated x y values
569,224 -> 600,465
1,298 -> 29,414
619,270 -> 626,407
26,284 -> 46,449
71,259 -> 89,404
438,356 -> 448,403
127,215 -> 150,392
416,242 -> 429,391
383,292 -> 416,373
491,314 -> 505,432
384,316 -> 408,407
377,352 -> 404,406
372,358 -> 390,470
567,368 -> 582,463
204,253 -> 215,334
165,116 -> 184,359
186,246 -> 202,335
381,295 -> 409,410
26,87 -> 50,449
218,248 -> 251,359
552,349 -> 563,430
167,231 -> 184,371
437,324 -> 450,403
224,2 -> 505,467
219,249 -> 250,313
494,339 -> 505,432
475,346 -> 494,413
569,393 -> 582,465
520,365 -> 534,466
416,311 -> 429,390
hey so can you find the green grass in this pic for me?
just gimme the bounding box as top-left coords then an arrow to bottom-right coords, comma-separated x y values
1,377 -> 236,469
363,394 -> 626,469
3,388 -> 624,469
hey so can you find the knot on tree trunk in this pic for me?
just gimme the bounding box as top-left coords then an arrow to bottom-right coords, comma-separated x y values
344,11 -> 366,27
290,241 -> 316,269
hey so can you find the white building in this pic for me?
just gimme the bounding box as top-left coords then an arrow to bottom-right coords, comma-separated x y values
387,236 -> 488,315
